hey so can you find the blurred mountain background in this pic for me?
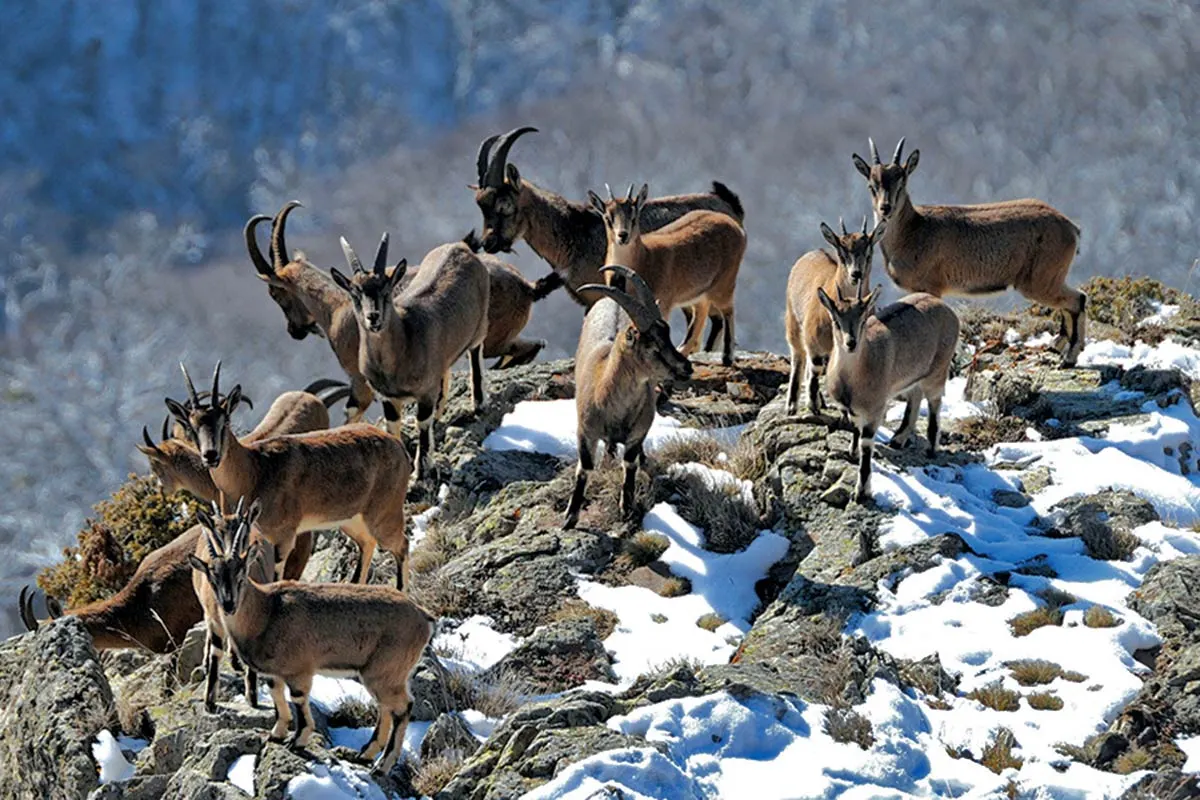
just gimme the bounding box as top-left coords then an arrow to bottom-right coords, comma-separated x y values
0,0 -> 1196,635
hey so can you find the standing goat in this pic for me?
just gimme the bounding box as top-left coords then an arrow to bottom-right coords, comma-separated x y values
817,286 -> 960,504
785,217 -> 886,415
331,235 -> 489,482
563,266 -> 693,530
166,362 -> 412,587
471,126 -> 743,349
588,183 -> 746,365
17,522 -> 311,653
190,500 -> 432,774
852,138 -> 1085,365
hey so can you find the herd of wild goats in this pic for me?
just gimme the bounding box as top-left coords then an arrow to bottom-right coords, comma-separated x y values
16,128 -> 1086,774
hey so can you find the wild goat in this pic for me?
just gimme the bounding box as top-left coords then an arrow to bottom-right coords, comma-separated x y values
471,126 -> 743,350
190,499 -> 432,773
17,522 -> 311,653
785,217 -> 886,415
817,286 -> 960,504
563,266 -> 693,530
141,378 -> 348,500
852,138 -> 1085,365
166,362 -> 412,587
588,183 -> 746,365
331,234 -> 489,482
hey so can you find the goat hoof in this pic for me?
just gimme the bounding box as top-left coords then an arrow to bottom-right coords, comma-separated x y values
562,515 -> 578,531
267,734 -> 286,745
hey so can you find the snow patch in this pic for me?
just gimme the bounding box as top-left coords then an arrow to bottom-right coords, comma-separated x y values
227,753 -> 255,795
92,729 -> 135,784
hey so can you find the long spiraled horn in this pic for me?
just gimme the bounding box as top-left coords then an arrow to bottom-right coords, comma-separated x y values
892,137 -> 906,165
373,232 -> 390,276
483,126 -> 538,188
271,201 -> 303,271
869,137 -> 881,165
340,237 -> 365,274
577,282 -> 659,333
245,214 -> 274,277
180,363 -> 200,406
211,361 -> 222,407
18,586 -> 38,632
142,426 -> 159,452
476,134 -> 500,185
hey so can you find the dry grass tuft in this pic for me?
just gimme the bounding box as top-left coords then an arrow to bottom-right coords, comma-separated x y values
966,681 -> 1021,712
824,708 -> 875,750
653,434 -> 725,469
1083,526 -> 1142,562
1083,605 -> 1120,628
696,613 -> 727,632
667,469 -> 760,554
1113,747 -> 1153,775
1006,659 -> 1063,686
1026,691 -> 1064,711
726,436 -> 770,483
408,568 -> 467,619
980,728 -> 1024,774
551,599 -> 619,640
615,531 -> 671,570
326,696 -> 379,728
1008,606 -> 1064,637
412,752 -> 465,797
1061,670 -> 1088,683
952,415 -> 1032,451
658,576 -> 692,597
1036,586 -> 1077,609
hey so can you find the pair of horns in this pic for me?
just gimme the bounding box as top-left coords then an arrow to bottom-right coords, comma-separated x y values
339,232 -> 393,277
837,216 -> 870,236
603,183 -> 636,203
868,137 -> 906,166
246,200 -> 304,277
579,265 -> 662,332
18,586 -> 62,632
197,496 -> 256,559
476,126 -> 538,187
141,416 -> 174,453
180,361 -> 221,408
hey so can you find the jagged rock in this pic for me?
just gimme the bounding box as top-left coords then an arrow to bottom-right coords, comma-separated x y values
0,616 -> 115,800
965,348 -> 1125,424
88,776 -> 171,800
484,619 -> 616,693
421,713 -> 481,761
253,742 -> 313,800
437,692 -> 651,800
137,696 -> 276,776
1120,769 -> 1200,799
1051,490 -> 1159,560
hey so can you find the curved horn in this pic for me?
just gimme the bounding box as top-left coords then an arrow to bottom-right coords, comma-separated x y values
244,214 -> 274,277
142,426 -> 159,452
605,183 -> 614,202
211,361 -> 222,406
271,200 -> 303,271
46,595 -> 63,619
476,134 -> 500,185
625,183 -> 635,202
580,282 -> 660,332
18,586 -> 37,632
162,415 -> 172,442
892,137 -> 906,165
869,137 -> 881,165
372,232 -> 390,276
601,265 -> 658,313
861,215 -> 869,235
839,217 -> 848,236
180,363 -> 200,406
340,237 -> 365,275
483,126 -> 538,187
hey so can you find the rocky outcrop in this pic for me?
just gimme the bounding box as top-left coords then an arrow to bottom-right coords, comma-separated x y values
483,619 -> 616,693
0,616 -> 115,800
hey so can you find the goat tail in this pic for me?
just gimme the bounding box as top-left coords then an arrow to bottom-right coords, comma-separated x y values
531,271 -> 566,301
711,181 -> 745,222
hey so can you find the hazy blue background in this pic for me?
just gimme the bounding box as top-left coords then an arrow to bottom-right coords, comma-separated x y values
1,0 -> 1196,635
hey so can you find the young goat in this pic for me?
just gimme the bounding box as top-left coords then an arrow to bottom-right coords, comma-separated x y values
141,378 -> 348,500
471,126 -> 743,348
166,362 -> 412,587
563,266 -> 693,530
461,230 -> 556,368
852,138 -> 1085,364
190,499 -> 433,774
331,235 -> 490,482
785,217 -> 886,415
588,183 -> 746,365
817,286 -> 960,504
17,522 -> 311,652
248,205 -> 376,422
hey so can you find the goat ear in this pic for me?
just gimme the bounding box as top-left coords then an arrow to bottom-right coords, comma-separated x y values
819,222 -> 839,249
851,153 -> 871,179
636,183 -> 649,207
816,287 -> 836,316
904,150 -> 920,175
865,285 -> 882,313
387,259 -> 408,293
870,218 -> 888,242
247,498 -> 263,527
164,398 -> 190,425
505,163 -> 521,187
188,555 -> 208,575
329,267 -> 355,296
586,190 -> 605,215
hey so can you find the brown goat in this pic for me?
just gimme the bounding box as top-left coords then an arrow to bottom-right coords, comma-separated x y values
785,217 -> 886,415
18,523 -> 311,653
331,235 -> 490,482
852,137 -> 1085,365
471,126 -> 743,350
563,266 -> 693,530
588,183 -> 746,365
166,362 -> 412,588
191,500 -> 432,773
